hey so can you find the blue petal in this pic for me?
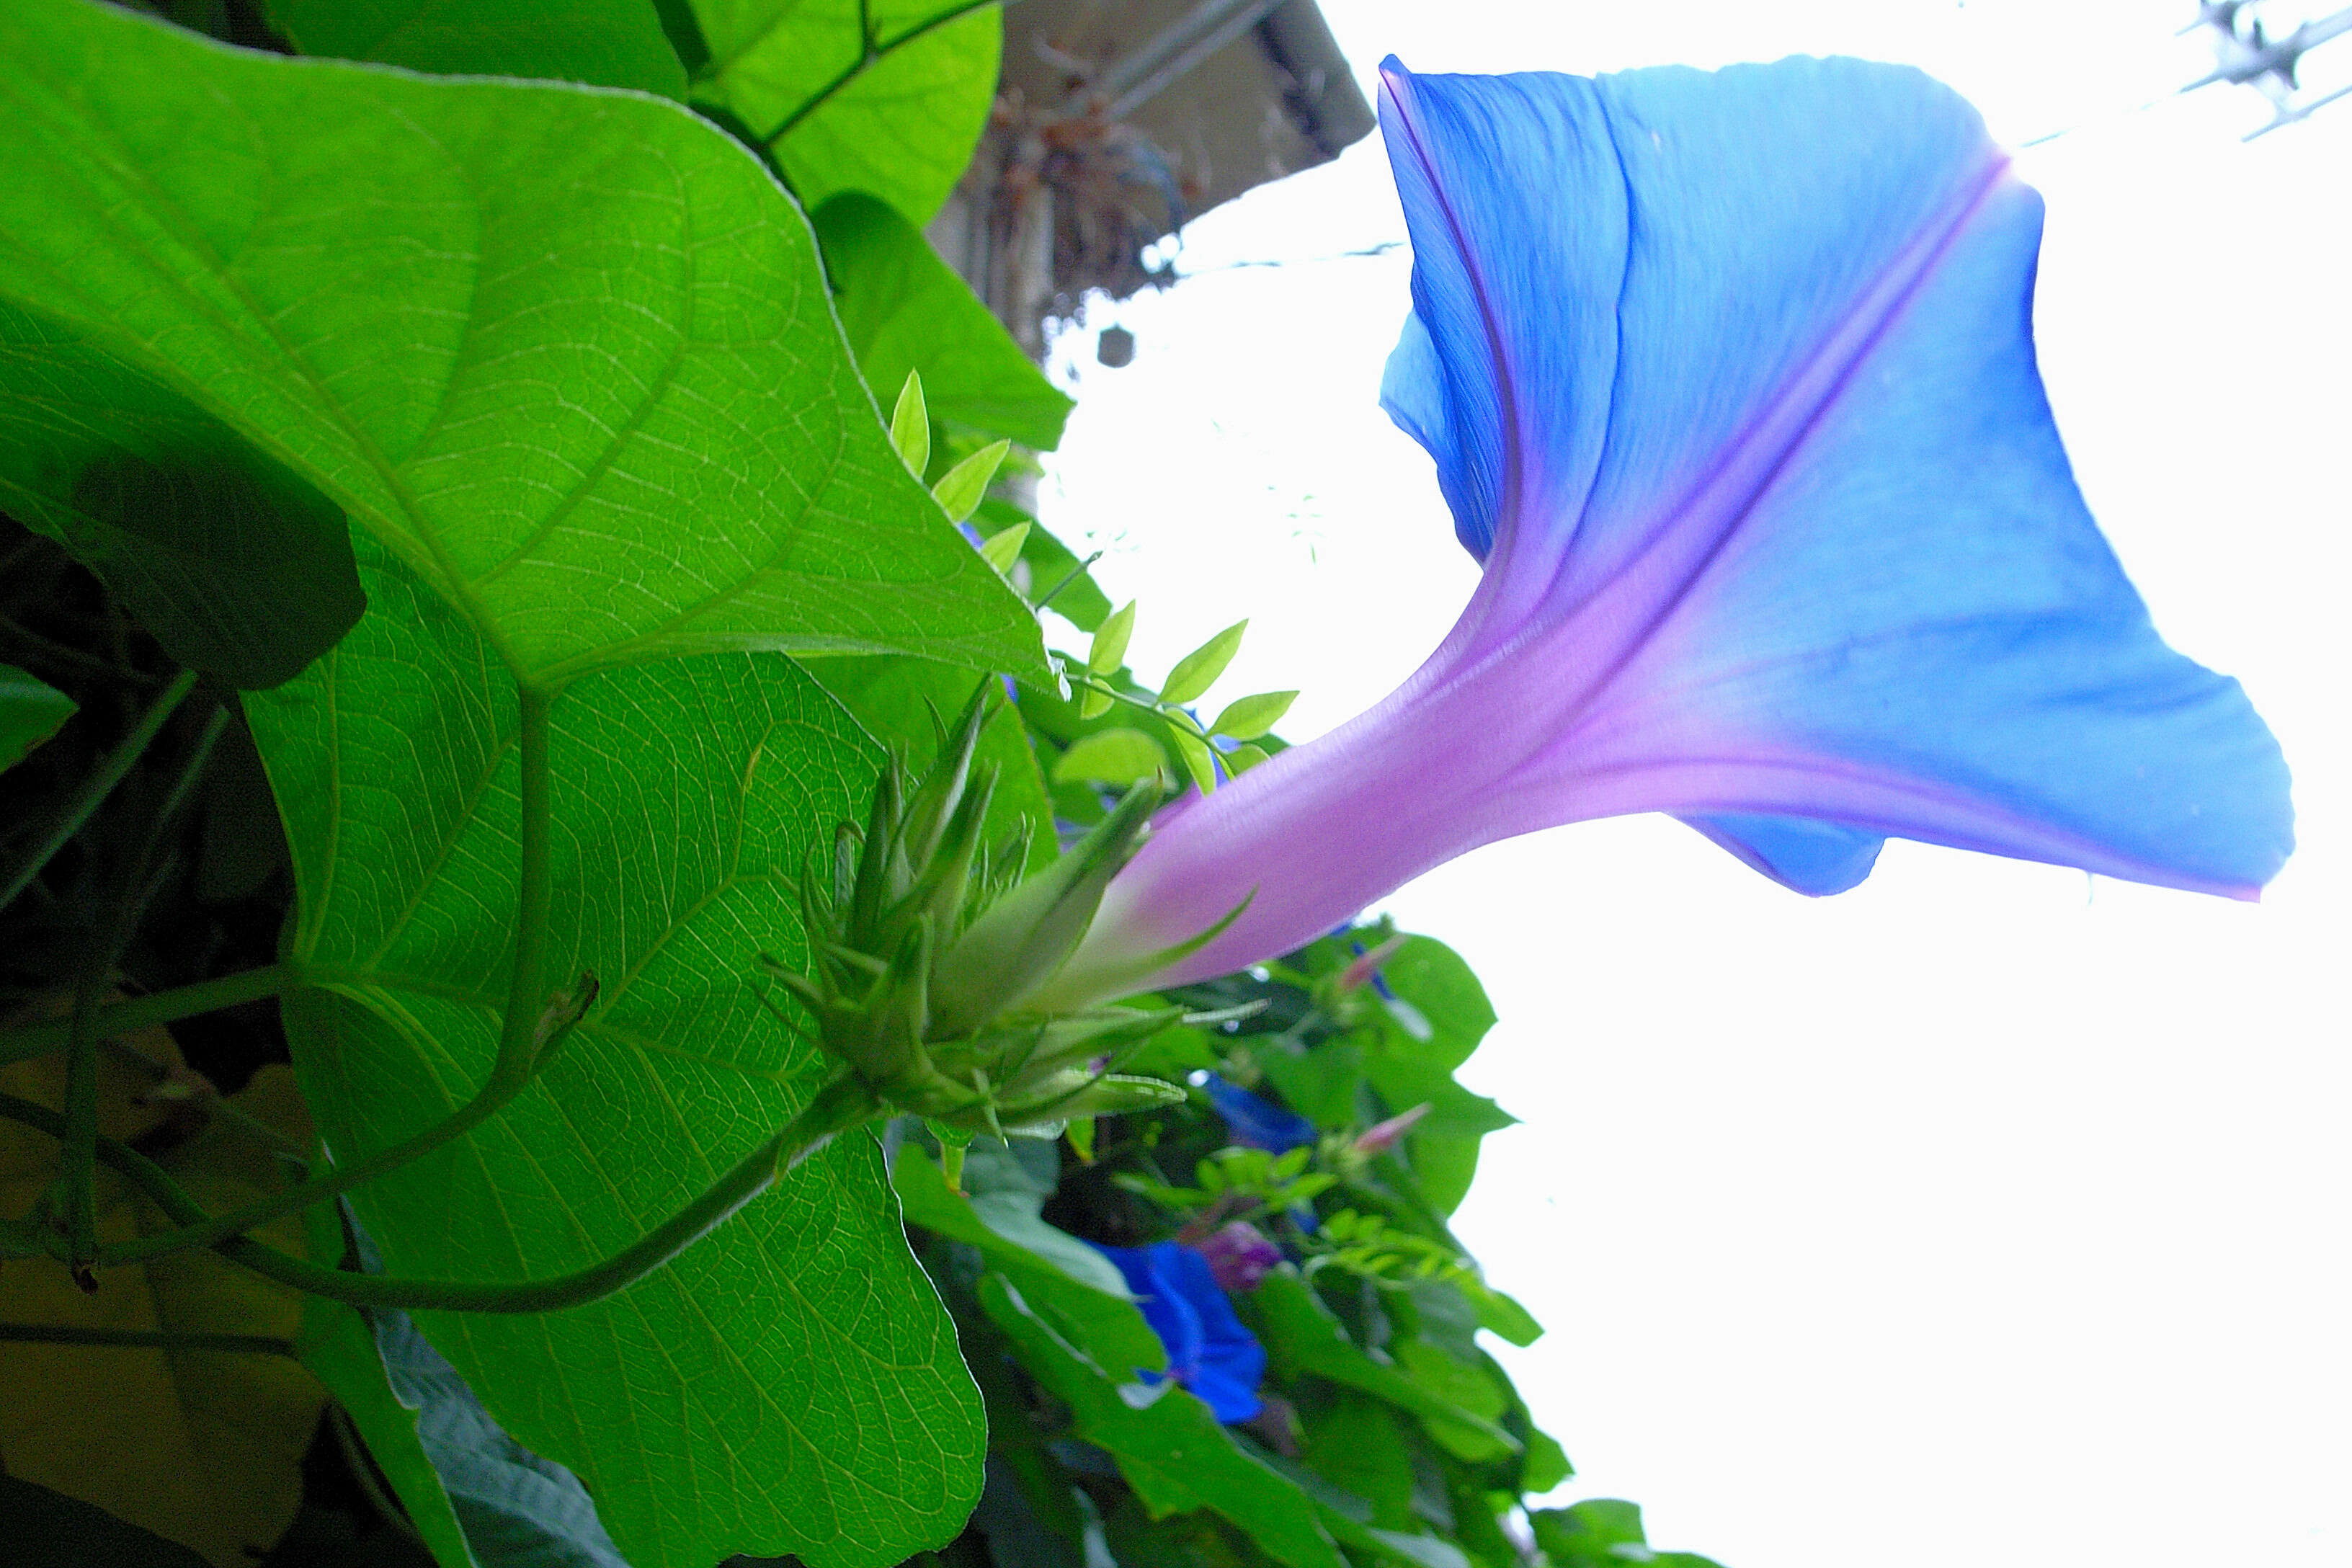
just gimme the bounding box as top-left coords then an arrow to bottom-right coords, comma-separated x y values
1376,57 -> 2292,896
1090,1241 -> 1265,1422
1680,814 -> 1886,897
1202,1074 -> 1317,1153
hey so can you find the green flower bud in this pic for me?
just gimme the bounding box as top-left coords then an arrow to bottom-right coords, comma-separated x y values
759,681 -> 1222,1144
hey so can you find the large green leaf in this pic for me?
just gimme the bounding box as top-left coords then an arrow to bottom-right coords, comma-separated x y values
1529,1500 -> 1728,1568
1296,1388 -> 1416,1533
894,1144 -> 1164,1376
0,300 -> 362,690
1358,937 -> 1511,1216
0,0 -> 1039,688
977,1274 -> 1346,1568
246,538 -> 984,1568
815,193 -> 1074,450
297,1303 -> 481,1568
264,0 -> 690,97
0,662 -> 76,772
1248,1273 -> 1518,1456
690,0 -> 1001,223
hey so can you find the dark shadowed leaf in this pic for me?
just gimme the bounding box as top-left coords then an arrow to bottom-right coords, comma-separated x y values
0,302 -> 362,690
264,0 -> 689,96
1,662 -> 75,771
298,1307 -> 479,1568
0,1476 -> 215,1568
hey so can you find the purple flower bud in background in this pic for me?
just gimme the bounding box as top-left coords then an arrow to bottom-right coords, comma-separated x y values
1197,1221 -> 1283,1293
1039,55 -> 2293,1009
1338,935 -> 1408,999
1352,1102 -> 1433,1158
1200,1072 -> 1316,1153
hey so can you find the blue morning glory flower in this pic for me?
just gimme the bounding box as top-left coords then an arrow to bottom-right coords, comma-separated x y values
1090,1239 -> 1268,1422
1200,1072 -> 1317,1153
1043,55 -> 2293,1001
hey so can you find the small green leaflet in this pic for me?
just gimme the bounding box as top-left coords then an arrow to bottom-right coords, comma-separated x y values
980,522 -> 1030,575
1054,729 -> 1166,788
816,194 -> 1074,452
891,370 -> 933,477
0,663 -> 76,772
1161,620 -> 1249,705
933,440 -> 1012,525
1211,690 -> 1298,741
1170,726 -> 1221,796
1089,601 -> 1138,676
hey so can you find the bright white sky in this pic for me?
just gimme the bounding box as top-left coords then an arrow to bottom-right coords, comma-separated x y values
1034,3 -> 2348,1565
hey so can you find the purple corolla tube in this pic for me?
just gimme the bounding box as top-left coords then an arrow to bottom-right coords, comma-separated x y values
1040,55 -> 2292,1005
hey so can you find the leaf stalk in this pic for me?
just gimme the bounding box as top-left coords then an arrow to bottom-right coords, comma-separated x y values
0,1074 -> 878,1314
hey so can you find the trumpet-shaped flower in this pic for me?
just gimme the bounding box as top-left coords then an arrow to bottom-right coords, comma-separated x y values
1045,55 -> 2292,1002
1090,1239 -> 1268,1422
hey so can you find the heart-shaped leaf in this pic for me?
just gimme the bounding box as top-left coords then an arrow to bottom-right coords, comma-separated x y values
690,0 -> 1002,224
0,0 -> 1038,689
247,538 -> 984,1568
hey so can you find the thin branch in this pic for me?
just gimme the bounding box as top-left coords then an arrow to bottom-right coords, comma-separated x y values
61,704 -> 228,1278
0,667 -> 198,914
0,1075 -> 878,1314
0,1321 -> 294,1356
0,965 -> 302,1068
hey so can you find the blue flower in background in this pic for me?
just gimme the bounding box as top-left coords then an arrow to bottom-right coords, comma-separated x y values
1090,1240 -> 1267,1422
1200,1073 -> 1315,1154
1045,55 -> 2293,1004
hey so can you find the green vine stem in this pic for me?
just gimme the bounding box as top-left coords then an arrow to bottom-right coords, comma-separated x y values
1076,673 -> 1208,734
60,703 -> 230,1278
93,973 -> 597,1270
0,667 -> 199,914
0,965 -> 300,1067
94,687 -> 570,1269
0,1074 -> 878,1314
